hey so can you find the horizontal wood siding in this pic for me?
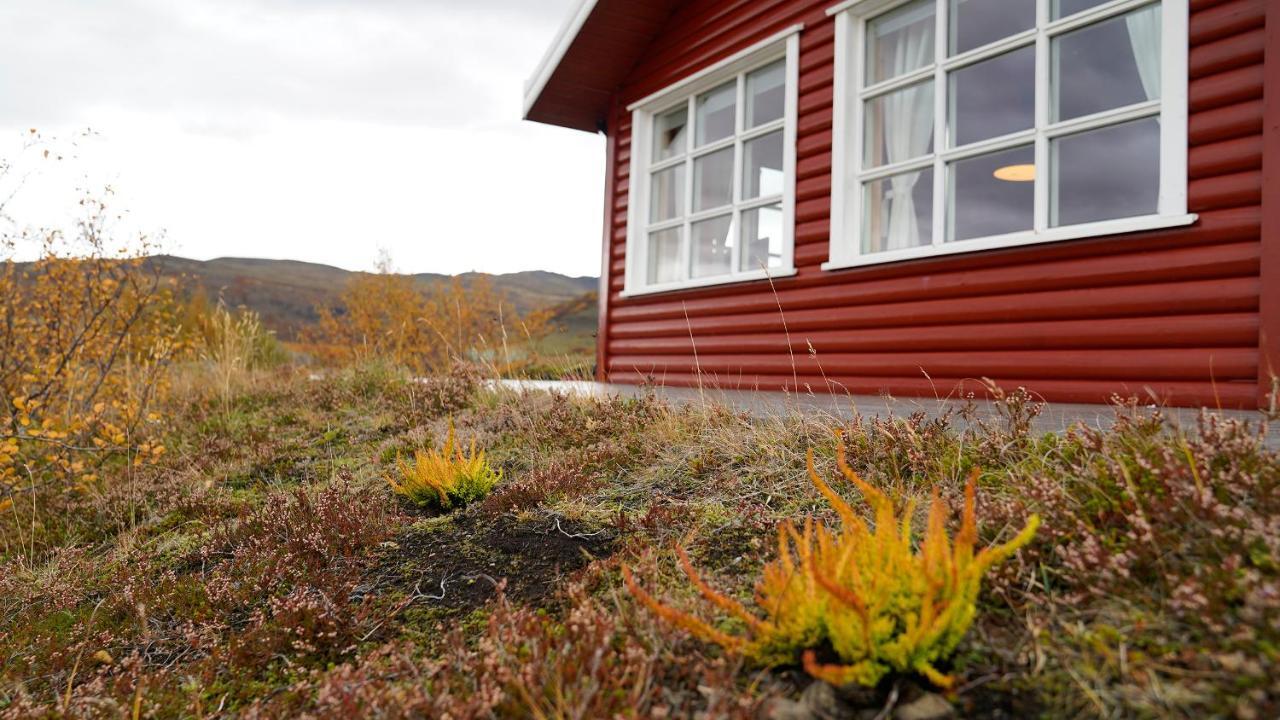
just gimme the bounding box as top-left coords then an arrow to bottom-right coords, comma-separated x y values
600,0 -> 1268,408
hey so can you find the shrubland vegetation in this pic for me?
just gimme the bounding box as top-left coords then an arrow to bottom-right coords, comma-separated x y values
1,143 -> 1277,719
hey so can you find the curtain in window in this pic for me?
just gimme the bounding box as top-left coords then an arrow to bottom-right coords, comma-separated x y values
882,24 -> 935,250
1126,4 -> 1161,102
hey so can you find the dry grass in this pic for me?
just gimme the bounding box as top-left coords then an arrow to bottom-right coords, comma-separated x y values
0,366 -> 1275,718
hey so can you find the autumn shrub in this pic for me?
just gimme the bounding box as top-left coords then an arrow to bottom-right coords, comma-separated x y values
307,258 -> 550,375
625,440 -> 1039,690
1,191 -> 183,560
388,421 -> 501,510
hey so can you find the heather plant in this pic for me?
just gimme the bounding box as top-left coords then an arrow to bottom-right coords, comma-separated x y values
388,420 -> 501,510
625,440 -> 1039,689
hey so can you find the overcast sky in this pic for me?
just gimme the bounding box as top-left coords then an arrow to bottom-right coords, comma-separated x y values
0,0 -> 605,277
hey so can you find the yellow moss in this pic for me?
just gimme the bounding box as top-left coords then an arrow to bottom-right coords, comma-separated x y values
625,439 -> 1039,689
388,420 -> 501,510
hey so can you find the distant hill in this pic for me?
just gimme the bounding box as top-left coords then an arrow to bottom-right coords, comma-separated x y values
148,255 -> 598,340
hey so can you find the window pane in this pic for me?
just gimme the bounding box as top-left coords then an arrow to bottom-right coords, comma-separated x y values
693,147 -> 734,211
741,204 -> 784,271
949,45 -> 1035,147
649,165 -> 685,223
647,227 -> 682,285
1053,0 -> 1114,20
950,145 -> 1034,242
1054,5 -> 1162,122
862,168 -> 934,254
864,80 -> 934,168
696,81 -> 736,147
866,0 -> 936,85
1052,117 -> 1160,227
743,131 -> 784,200
691,215 -> 734,278
652,106 -> 688,162
746,60 -> 786,128
950,0 -> 1035,56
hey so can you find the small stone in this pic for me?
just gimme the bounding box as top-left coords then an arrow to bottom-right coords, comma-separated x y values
893,692 -> 955,720
761,698 -> 818,720
801,681 -> 856,719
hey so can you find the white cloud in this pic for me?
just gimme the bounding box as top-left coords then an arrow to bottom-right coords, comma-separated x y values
0,0 -> 606,276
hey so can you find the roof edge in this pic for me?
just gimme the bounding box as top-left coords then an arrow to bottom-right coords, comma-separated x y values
523,0 -> 600,122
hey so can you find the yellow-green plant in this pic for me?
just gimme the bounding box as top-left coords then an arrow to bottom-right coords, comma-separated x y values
388,421 -> 501,510
623,441 -> 1039,689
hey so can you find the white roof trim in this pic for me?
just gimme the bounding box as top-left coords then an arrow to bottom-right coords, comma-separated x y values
523,0 -> 599,120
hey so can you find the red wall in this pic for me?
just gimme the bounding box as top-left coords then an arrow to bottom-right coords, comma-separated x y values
599,0 -> 1272,409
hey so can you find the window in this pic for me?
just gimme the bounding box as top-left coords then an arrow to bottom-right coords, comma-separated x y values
826,0 -> 1192,269
624,30 -> 800,295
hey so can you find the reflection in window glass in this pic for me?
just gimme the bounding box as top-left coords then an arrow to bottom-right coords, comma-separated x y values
1054,5 -> 1161,122
864,80 -> 934,168
950,0 -> 1035,56
696,82 -> 737,146
746,61 -> 786,128
743,131 -> 784,199
647,228 -> 682,285
691,215 -> 734,278
741,204 -> 784,271
949,45 -> 1035,147
950,145 -> 1035,242
866,0 -> 935,85
1053,0 -> 1113,20
649,165 -> 685,223
1053,118 -> 1160,227
693,147 -> 734,211
863,168 -> 933,254
652,107 -> 688,162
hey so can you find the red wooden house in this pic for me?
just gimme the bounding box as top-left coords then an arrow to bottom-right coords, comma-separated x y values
524,0 -> 1280,409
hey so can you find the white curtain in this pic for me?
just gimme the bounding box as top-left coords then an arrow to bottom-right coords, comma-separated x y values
882,23 -> 934,250
1126,4 -> 1162,102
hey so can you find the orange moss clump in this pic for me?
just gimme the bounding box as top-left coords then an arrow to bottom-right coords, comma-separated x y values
624,441 -> 1039,689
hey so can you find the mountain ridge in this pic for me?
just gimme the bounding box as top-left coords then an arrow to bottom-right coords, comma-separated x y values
148,255 -> 598,339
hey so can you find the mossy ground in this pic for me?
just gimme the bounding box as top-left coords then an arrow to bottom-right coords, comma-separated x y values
1,364 -> 1276,718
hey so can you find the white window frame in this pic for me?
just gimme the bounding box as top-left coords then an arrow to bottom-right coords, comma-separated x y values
825,0 -> 1195,270
622,26 -> 802,297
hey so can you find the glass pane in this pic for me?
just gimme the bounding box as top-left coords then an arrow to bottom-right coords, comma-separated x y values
741,204 -> 784,271
1054,5 -> 1162,122
864,80 -> 934,168
1053,0 -> 1113,20
950,0 -> 1035,55
866,0 -> 936,85
862,168 -> 934,254
649,165 -> 685,223
1052,117 -> 1160,227
693,147 -> 734,211
696,81 -> 736,147
652,106 -> 688,162
647,227 -> 682,285
746,60 -> 786,128
949,45 -> 1035,147
743,131 -> 784,200
691,215 -> 734,278
950,145 -> 1034,242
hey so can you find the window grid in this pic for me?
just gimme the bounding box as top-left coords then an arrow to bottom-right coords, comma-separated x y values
829,0 -> 1187,267
643,79 -> 787,288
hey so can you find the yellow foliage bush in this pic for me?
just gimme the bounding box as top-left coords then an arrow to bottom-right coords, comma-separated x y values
388,421 -> 501,510
1,191 -> 182,508
307,258 -> 551,374
624,441 -> 1039,689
